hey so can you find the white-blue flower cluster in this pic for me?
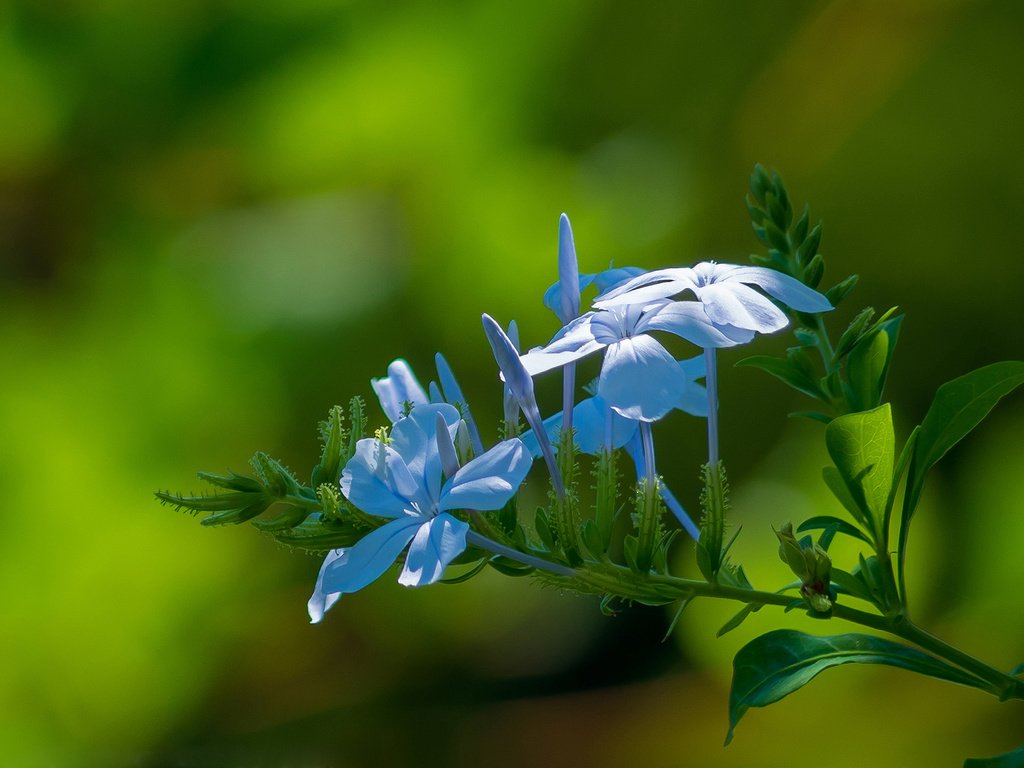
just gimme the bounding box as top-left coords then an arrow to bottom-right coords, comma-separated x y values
308,213 -> 831,623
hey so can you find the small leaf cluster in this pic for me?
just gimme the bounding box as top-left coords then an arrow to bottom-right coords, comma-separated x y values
156,398 -> 373,552
741,164 -> 901,419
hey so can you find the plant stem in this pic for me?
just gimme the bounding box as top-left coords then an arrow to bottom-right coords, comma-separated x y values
461,524 -> 1024,701
815,314 -> 835,369
888,617 -> 1023,700
465,531 -> 576,577
540,559 -> 1023,701
704,347 -> 720,467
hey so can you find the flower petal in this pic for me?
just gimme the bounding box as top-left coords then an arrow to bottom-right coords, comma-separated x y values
371,359 -> 428,422
483,313 -> 536,406
313,515 -> 423,603
593,267 -> 695,308
307,549 -> 346,623
598,336 -> 688,422
398,512 -> 469,587
593,266 -> 648,297
572,395 -> 638,453
679,353 -> 706,380
435,352 -> 484,455
697,282 -> 789,333
519,410 -> 563,458
543,273 -> 597,318
638,301 -> 754,347
677,381 -> 708,417
340,438 -> 419,517
440,438 -> 532,511
390,403 -> 461,506
435,411 -> 461,480
723,266 -> 833,313
556,213 -> 581,323
518,314 -> 607,376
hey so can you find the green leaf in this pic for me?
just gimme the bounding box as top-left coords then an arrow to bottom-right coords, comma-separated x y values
821,465 -> 871,529
765,191 -> 787,232
899,361 -> 1024,599
964,745 -> 1024,768
437,559 -> 489,584
199,499 -> 273,527
745,193 -> 766,225
904,361 -> 1024,519
801,253 -> 824,288
846,315 -> 903,412
792,205 -> 810,245
726,629 -> 988,744
195,470 -> 263,493
787,410 -> 832,424
797,516 -> 873,547
270,515 -> 365,552
824,274 -> 858,307
832,306 -> 875,362
736,355 -> 825,400
750,163 -> 771,201
534,507 -> 556,552
487,556 -> 535,577
763,219 -> 790,253
251,505 -> 311,532
825,404 -> 895,538
311,405 -> 347,488
717,603 -> 761,638
828,568 -> 876,603
796,222 -> 822,266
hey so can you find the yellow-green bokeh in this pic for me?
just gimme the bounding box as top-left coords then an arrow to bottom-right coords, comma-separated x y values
1,1 -> 1022,765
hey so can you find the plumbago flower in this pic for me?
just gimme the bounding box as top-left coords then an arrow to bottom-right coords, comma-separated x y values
521,356 -> 707,457
307,402 -> 532,623
519,299 -> 750,422
371,355 -> 484,454
594,261 -> 832,332
521,357 -> 707,539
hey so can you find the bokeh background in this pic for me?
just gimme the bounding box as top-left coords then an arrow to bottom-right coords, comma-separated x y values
2,1 -> 1023,765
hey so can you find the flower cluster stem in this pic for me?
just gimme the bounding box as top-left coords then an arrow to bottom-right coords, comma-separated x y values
704,347 -> 720,467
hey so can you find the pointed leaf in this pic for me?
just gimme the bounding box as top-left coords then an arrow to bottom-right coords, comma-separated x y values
846,315 -> 903,411
825,404 -> 894,538
828,567 -> 876,603
964,746 -> 1024,768
905,361 -> 1024,519
821,466 -> 871,531
824,274 -> 858,307
900,362 -> 1024,592
727,630 -> 988,744
717,603 -> 761,638
736,355 -> 825,400
797,516 -> 873,547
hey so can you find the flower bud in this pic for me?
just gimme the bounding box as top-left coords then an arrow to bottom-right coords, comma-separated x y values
775,522 -> 833,613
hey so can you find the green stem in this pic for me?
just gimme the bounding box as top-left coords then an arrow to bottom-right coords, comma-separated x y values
815,314 -> 836,369
550,560 -> 1023,701
466,531 -> 576,577
889,617 -> 1023,700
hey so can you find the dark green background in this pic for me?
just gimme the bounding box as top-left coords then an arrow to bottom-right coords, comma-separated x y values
2,1 -> 1022,765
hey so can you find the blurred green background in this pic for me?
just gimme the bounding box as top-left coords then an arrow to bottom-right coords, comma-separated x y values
2,0 -> 1023,765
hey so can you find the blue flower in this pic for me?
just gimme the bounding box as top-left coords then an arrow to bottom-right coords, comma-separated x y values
307,403 -> 532,623
521,356 -> 707,456
482,313 -> 566,498
371,356 -> 484,455
520,300 -> 749,422
594,261 -> 832,333
371,359 -> 427,422
519,357 -> 706,540
543,265 -> 648,320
